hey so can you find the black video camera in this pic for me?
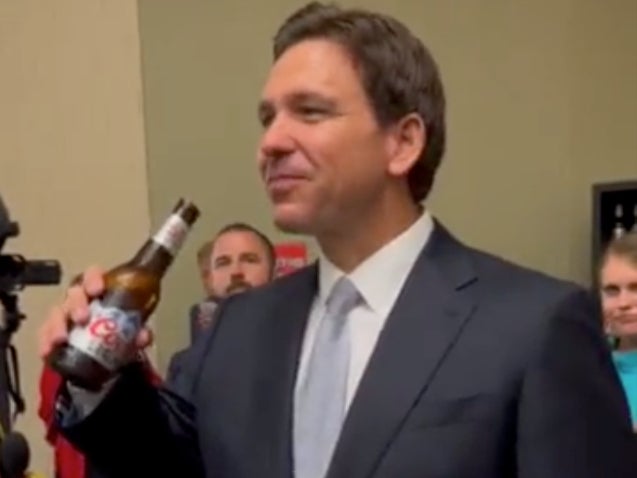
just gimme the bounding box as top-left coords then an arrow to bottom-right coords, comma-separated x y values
0,193 -> 62,434
0,196 -> 61,295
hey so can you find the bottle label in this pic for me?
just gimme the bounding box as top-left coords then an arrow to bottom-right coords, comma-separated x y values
67,300 -> 142,371
153,213 -> 190,256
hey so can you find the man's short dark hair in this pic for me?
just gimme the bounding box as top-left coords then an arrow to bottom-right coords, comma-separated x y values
273,2 -> 446,203
196,240 -> 215,273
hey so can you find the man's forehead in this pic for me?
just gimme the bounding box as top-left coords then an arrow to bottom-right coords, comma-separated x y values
260,39 -> 358,102
212,230 -> 266,254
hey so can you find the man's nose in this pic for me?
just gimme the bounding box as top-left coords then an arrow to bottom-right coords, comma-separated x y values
229,261 -> 245,277
258,114 -> 295,162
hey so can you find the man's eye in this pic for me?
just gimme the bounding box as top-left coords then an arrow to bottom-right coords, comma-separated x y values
297,106 -> 328,121
259,112 -> 275,128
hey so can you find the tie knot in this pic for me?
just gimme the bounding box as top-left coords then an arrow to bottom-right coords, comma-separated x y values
326,276 -> 360,316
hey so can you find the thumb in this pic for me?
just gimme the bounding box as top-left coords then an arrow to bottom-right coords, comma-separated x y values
135,327 -> 153,349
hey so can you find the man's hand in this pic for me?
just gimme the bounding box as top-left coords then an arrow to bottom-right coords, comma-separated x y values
37,265 -> 153,360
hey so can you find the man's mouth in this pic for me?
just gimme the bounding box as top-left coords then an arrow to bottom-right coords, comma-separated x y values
266,174 -> 308,197
226,282 -> 251,295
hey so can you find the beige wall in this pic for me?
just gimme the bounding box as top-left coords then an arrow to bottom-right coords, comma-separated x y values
137,0 -> 637,368
568,0 -> 637,281
0,1 -> 150,473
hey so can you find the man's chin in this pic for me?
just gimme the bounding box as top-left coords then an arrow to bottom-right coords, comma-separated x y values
272,207 -> 313,235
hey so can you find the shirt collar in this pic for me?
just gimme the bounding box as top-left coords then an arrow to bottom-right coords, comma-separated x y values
317,210 -> 434,317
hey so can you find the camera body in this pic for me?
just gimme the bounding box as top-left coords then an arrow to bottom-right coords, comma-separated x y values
0,196 -> 61,295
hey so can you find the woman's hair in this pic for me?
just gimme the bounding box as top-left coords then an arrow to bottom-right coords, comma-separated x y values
600,232 -> 637,270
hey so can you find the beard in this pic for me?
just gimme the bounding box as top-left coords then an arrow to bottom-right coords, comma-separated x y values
225,278 -> 252,296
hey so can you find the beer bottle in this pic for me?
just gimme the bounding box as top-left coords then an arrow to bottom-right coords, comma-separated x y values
47,199 -> 200,390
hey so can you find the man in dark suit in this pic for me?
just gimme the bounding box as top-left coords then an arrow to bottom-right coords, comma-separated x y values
168,222 -> 276,382
188,222 -> 276,344
38,2 -> 635,477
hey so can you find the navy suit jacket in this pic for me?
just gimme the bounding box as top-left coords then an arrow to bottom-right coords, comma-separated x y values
61,222 -> 636,477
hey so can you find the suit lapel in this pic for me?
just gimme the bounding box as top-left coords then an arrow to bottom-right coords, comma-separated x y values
327,224 -> 478,478
248,265 -> 317,478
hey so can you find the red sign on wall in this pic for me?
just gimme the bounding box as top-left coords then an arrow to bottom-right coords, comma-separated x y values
274,242 -> 308,277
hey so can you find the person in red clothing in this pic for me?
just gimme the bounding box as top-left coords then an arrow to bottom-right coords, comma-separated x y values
38,365 -> 84,478
38,356 -> 161,478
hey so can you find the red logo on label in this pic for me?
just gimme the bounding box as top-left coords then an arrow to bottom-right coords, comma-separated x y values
89,317 -> 120,349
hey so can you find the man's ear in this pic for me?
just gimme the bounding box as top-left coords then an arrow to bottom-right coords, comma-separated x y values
386,112 -> 426,178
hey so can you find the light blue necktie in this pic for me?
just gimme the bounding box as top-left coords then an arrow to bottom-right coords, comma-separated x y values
294,276 -> 361,478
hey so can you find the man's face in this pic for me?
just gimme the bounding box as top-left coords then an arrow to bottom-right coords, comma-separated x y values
256,39 -> 397,236
204,230 -> 272,299
600,254 -> 637,338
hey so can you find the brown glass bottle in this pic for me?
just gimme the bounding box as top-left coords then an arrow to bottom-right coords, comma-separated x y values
47,199 -> 200,390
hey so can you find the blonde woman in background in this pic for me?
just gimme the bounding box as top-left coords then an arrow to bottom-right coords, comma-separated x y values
599,233 -> 637,430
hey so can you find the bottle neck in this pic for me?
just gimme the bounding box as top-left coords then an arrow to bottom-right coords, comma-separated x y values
131,212 -> 191,277
131,240 -> 173,276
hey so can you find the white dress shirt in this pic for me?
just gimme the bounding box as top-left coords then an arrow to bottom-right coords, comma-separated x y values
295,210 -> 434,409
